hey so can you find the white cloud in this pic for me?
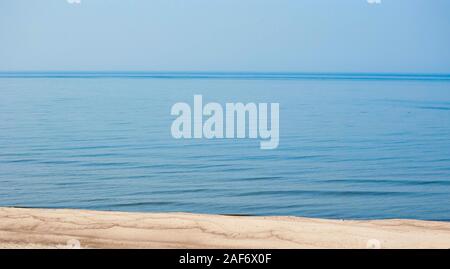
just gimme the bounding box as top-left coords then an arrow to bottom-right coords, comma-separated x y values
67,0 -> 81,4
367,0 -> 381,4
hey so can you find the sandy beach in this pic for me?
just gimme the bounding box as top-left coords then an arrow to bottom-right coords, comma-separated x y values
0,207 -> 449,249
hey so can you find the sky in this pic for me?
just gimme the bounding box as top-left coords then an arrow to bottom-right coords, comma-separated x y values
0,0 -> 449,73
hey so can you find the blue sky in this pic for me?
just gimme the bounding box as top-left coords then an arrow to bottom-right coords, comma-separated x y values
0,0 -> 449,73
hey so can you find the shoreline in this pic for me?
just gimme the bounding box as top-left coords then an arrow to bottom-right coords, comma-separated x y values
1,207 -> 450,249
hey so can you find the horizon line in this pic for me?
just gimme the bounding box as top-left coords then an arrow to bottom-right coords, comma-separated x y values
1,71 -> 450,81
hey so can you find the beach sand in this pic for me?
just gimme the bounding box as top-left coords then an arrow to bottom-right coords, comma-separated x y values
1,207 -> 449,249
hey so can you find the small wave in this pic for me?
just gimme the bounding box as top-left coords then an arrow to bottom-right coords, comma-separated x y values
418,106 -> 450,111
318,178 -> 450,186
235,189 -> 417,197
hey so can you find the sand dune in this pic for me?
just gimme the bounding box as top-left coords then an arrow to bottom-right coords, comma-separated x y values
1,207 -> 449,249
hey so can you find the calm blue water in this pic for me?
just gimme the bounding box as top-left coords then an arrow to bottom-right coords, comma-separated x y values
1,73 -> 450,220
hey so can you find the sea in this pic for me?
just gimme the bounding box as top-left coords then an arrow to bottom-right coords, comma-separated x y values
0,72 -> 449,220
